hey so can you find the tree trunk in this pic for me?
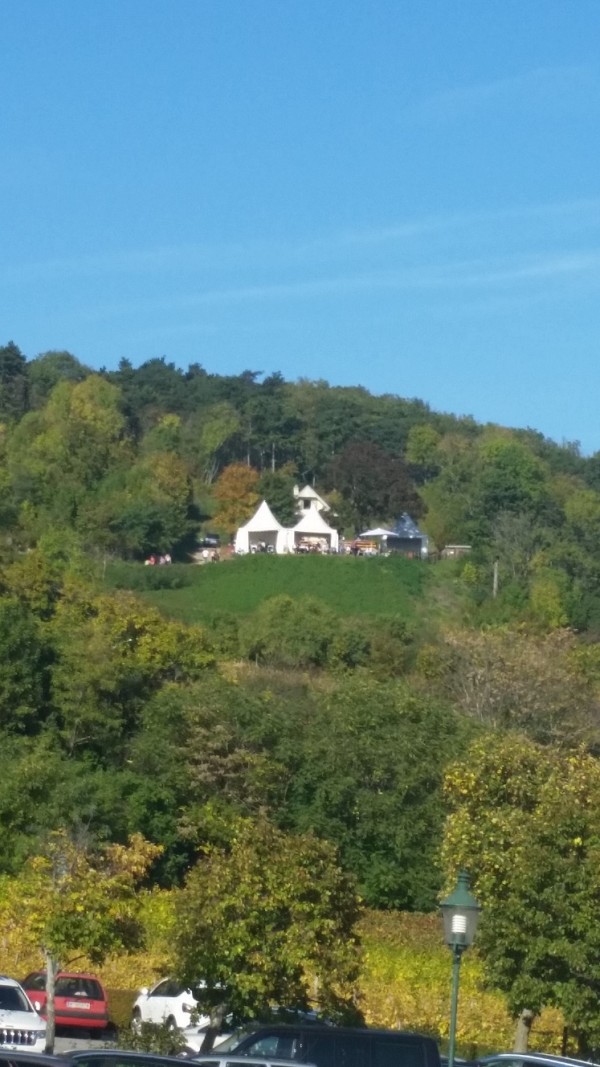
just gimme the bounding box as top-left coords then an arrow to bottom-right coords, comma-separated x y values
44,950 -> 59,1054
199,1003 -> 227,1053
513,1009 -> 535,1053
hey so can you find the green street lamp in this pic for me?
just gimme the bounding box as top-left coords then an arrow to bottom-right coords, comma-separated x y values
440,871 -> 481,1067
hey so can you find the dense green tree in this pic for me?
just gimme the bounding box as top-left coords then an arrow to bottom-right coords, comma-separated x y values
180,402 -> 241,484
0,598 -> 52,733
174,818 -> 362,1045
443,736 -> 600,1053
48,587 -> 214,759
258,466 -> 298,526
243,373 -> 302,470
27,351 -> 89,408
107,357 -> 187,431
0,341 -> 28,422
283,678 -> 471,909
327,440 -> 423,531
469,434 -> 550,540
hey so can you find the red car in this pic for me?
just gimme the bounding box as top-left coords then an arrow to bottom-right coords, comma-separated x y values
21,972 -> 109,1030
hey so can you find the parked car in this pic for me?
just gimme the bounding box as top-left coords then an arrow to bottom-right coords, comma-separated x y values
0,976 -> 46,1053
182,1009 -> 327,1054
189,1057 -> 317,1067
475,1056 -> 600,1067
131,980 -> 207,1032
215,1023 -> 442,1067
181,1023 -> 231,1054
197,535 -> 220,549
21,972 -> 109,1032
63,1052 -> 190,1067
0,1054 -> 63,1067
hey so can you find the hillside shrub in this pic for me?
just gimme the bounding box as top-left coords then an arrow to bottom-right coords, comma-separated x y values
240,595 -> 335,668
205,611 -> 240,657
107,562 -> 193,592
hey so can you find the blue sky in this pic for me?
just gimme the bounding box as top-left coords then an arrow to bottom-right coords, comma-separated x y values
4,0 -> 600,451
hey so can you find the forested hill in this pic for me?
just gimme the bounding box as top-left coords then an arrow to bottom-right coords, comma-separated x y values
2,340 -> 600,630
2,335 -> 600,995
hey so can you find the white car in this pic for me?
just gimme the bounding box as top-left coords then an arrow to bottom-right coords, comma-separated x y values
0,975 -> 46,1052
131,979 -> 208,1032
181,1022 -> 231,1053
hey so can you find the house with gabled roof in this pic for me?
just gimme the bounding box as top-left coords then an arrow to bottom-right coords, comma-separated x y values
293,483 -> 331,515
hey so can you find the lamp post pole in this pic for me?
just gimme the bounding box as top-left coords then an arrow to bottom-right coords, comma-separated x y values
440,871 -> 481,1067
447,941 -> 463,1067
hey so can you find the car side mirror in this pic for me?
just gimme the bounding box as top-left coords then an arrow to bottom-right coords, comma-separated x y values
140,987 -> 149,997
34,1001 -> 41,1011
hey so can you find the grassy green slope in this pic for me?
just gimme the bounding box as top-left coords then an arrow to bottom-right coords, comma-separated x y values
109,554 -> 435,625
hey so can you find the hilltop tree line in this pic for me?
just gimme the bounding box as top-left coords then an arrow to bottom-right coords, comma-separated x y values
5,341 -> 600,1048
2,341 -> 600,629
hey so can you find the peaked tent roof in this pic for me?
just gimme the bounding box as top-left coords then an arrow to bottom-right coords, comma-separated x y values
239,499 -> 284,532
294,509 -> 337,535
359,527 -> 398,538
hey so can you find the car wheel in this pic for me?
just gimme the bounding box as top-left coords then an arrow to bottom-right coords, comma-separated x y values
131,1009 -> 142,1034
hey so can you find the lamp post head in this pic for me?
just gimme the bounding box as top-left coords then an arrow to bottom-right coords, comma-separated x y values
440,870 -> 481,950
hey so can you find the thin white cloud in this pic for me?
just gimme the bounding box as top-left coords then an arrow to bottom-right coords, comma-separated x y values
70,247 -> 600,326
407,65 -> 599,122
5,193 -> 600,285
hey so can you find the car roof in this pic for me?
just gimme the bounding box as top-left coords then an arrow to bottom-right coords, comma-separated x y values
0,976 -> 25,987
479,1056 -> 600,1067
191,1060 -> 316,1067
0,1055 -> 64,1067
231,1024 -> 436,1040
63,1053 -> 189,1064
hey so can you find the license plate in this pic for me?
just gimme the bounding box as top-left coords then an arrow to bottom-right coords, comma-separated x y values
66,1000 -> 90,1009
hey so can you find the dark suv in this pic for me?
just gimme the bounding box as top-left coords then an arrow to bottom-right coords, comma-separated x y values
213,1023 -> 441,1067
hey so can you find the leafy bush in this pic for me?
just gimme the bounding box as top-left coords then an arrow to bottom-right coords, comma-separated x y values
205,611 -> 240,657
106,988 -> 137,1031
119,1020 -> 188,1054
240,594 -> 335,668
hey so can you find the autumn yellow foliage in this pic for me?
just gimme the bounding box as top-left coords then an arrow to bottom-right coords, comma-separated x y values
0,894 -> 565,1053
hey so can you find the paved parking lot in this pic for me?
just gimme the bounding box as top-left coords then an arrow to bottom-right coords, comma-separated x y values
54,1032 -> 118,1054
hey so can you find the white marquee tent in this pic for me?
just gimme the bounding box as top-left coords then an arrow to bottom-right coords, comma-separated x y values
234,500 -> 289,554
292,509 -> 339,552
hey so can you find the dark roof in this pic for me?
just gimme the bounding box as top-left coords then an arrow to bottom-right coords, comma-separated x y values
392,513 -> 426,539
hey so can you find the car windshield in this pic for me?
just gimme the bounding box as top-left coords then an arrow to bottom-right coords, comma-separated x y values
214,1028 -> 260,1053
56,979 -> 103,999
0,986 -> 33,1012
